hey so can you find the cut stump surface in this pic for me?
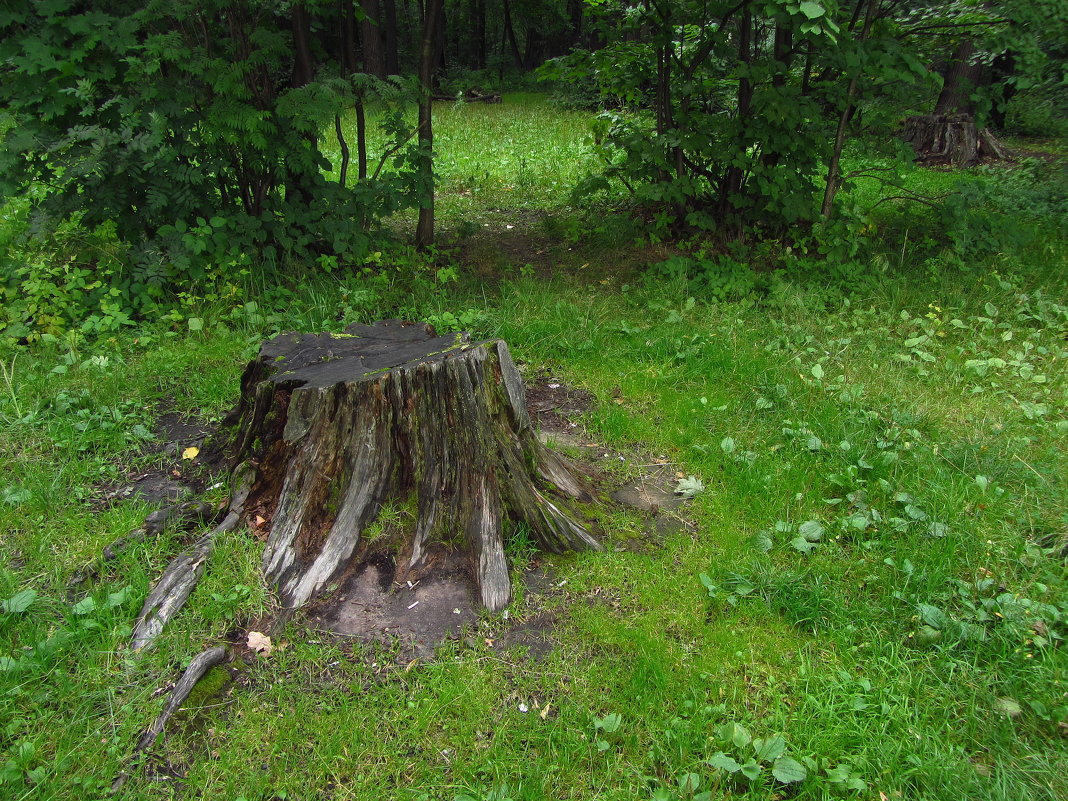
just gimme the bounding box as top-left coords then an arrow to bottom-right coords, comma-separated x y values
226,320 -> 601,613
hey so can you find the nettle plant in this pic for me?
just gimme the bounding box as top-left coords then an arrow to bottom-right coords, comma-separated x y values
645,714 -> 867,800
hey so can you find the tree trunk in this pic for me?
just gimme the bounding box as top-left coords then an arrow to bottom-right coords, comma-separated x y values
415,0 -> 442,249
360,0 -> 387,78
382,0 -> 400,74
502,0 -> 524,70
228,321 -> 601,612
903,38 -> 1008,167
935,39 -> 982,117
472,0 -> 486,69
901,113 -> 1008,167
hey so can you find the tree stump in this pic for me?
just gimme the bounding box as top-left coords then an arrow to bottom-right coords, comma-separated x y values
224,320 -> 601,613
902,113 -> 1008,168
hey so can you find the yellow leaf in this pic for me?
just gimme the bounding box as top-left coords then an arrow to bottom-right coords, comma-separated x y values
181,446 -> 200,460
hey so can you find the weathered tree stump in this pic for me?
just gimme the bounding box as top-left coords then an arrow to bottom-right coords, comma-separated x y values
225,320 -> 601,613
902,113 -> 1008,168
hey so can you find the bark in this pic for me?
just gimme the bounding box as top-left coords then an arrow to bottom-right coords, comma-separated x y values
902,37 -> 1008,168
935,40 -> 982,116
335,114 -> 350,186
356,98 -> 368,180
502,0 -> 524,70
360,0 -> 387,78
902,113 -> 1008,167
341,0 -> 359,76
290,4 -> 315,88
821,0 -> 876,218
472,0 -> 486,69
719,8 -> 753,218
286,5 -> 317,205
225,321 -> 601,612
382,0 -> 400,74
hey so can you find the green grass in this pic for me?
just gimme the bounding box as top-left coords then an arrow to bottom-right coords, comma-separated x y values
2,98 -> 1068,800
321,92 -> 603,226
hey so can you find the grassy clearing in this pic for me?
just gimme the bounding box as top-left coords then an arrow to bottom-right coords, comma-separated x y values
2,97 -> 1068,801
321,93 -> 603,224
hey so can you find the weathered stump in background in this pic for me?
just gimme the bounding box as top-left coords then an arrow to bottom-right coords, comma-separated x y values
902,113 -> 1008,168
227,320 -> 601,612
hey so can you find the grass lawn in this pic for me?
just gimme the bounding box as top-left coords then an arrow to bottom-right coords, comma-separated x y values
1,95 -> 1067,800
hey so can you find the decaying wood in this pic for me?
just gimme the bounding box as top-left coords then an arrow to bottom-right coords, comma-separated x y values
226,320 -> 601,613
112,645 -> 231,792
902,113 -> 1009,168
130,465 -> 255,650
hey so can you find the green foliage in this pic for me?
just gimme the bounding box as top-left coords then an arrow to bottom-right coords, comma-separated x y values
0,0 -> 427,339
542,0 -> 935,234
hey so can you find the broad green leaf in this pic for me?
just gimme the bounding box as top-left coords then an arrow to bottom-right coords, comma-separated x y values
707,752 -> 741,773
811,363 -> 824,380
751,531 -> 774,552
790,536 -> 817,554
678,772 -> 700,792
917,603 -> 948,630
106,585 -> 132,609
753,735 -> 786,762
798,520 -> 824,542
187,317 -> 204,332
772,756 -> 808,784
699,573 -> 718,596
720,437 -> 736,455
740,759 -> 762,780
799,0 -> 825,19
2,589 -> 37,614
718,722 -> 751,748
0,656 -> 21,672
593,712 -> 621,733
72,596 -> 97,616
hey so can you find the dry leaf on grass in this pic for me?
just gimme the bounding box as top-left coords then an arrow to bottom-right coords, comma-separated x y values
247,631 -> 272,655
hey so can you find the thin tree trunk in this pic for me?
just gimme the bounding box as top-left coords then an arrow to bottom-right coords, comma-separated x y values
341,0 -> 359,75
415,0 -> 443,249
335,114 -> 350,186
473,0 -> 486,68
356,97 -> 368,180
719,8 -> 752,218
291,4 -> 315,87
287,5 -> 316,205
821,0 -> 875,218
502,0 -> 523,70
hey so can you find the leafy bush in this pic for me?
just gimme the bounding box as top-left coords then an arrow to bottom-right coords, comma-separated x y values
0,0 -> 427,339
